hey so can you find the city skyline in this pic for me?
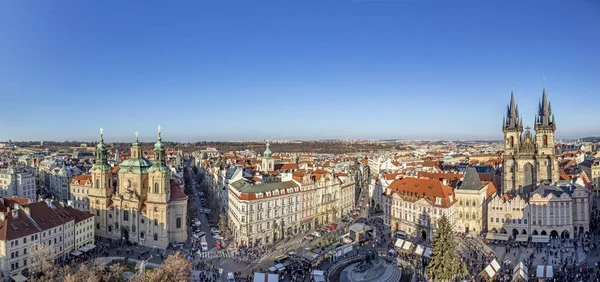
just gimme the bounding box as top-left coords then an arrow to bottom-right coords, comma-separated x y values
1,1 -> 599,141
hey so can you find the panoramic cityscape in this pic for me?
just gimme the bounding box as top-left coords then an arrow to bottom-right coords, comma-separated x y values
1,1 -> 600,282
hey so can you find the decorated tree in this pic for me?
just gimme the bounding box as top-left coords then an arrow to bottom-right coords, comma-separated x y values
425,214 -> 459,281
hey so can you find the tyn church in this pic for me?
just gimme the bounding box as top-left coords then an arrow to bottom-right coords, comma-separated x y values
502,89 -> 559,194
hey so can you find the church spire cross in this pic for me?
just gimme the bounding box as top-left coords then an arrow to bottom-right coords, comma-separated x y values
158,125 -> 162,140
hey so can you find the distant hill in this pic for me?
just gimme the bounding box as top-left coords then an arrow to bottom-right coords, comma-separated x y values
580,137 -> 600,142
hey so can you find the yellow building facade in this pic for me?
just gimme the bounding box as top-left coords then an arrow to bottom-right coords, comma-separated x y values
87,128 -> 188,248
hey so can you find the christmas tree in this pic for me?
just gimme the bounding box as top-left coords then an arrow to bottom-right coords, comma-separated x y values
425,214 -> 459,281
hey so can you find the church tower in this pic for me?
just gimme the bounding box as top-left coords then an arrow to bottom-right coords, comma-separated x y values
90,128 -> 113,197
148,126 -> 170,203
88,128 -> 115,235
534,89 -> 558,183
502,92 -> 523,193
261,140 -> 275,172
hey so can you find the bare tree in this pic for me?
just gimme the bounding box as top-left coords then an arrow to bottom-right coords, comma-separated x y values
28,243 -> 54,276
139,252 -> 191,282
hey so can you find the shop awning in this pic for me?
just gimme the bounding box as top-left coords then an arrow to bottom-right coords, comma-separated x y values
515,234 -> 529,242
532,235 -> 550,243
254,273 -> 266,282
268,266 -> 277,272
274,263 -> 286,271
423,247 -> 432,258
394,239 -> 405,248
414,245 -> 425,256
485,233 -> 510,241
483,259 -> 501,279
10,274 -> 28,282
71,250 -> 83,256
536,265 -> 553,278
402,241 -> 412,250
512,262 -> 528,281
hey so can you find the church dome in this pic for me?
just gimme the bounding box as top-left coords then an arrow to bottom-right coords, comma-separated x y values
263,141 -> 272,158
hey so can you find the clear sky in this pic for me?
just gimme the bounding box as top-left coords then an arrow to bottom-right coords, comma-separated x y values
1,1 -> 599,142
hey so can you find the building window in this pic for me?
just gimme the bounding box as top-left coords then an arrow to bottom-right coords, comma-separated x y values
140,232 -> 145,239
96,179 -> 99,189
108,226 -> 112,232
96,223 -> 100,229
154,234 -> 158,241
96,210 -> 100,216
154,183 -> 159,194
141,219 -> 145,224
123,211 -> 129,221
154,219 -> 158,226
543,135 -> 548,146
176,217 -> 182,228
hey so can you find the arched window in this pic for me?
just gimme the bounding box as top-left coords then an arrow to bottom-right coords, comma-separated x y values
543,135 -> 548,146
153,234 -> 158,241
108,225 -> 112,232
127,179 -> 132,188
132,225 -> 136,232
96,179 -> 99,189
123,210 -> 129,221
140,232 -> 145,239
154,219 -> 158,226
472,212 -> 476,220
154,183 -> 159,194
509,136 -> 514,148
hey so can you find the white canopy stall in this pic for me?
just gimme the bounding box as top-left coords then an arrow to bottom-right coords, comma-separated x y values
536,265 -> 553,280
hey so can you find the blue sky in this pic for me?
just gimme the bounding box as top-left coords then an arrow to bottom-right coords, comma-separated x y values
1,1 -> 599,142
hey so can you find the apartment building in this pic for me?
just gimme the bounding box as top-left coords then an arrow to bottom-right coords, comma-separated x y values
0,166 -> 37,201
387,177 -> 456,242
487,181 -> 591,240
228,179 -> 302,247
0,197 -> 95,277
69,175 -> 92,211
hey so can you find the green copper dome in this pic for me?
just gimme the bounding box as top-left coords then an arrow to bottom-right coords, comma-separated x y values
263,141 -> 272,159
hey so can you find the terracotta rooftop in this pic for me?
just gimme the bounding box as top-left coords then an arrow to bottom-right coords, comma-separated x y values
388,177 -> 455,208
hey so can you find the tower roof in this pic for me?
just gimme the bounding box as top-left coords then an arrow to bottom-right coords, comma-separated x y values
263,140 -> 272,159
458,167 -> 484,191
536,88 -> 555,129
504,91 -> 521,131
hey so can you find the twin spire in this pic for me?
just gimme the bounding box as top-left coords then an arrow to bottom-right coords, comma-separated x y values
504,86 -> 555,131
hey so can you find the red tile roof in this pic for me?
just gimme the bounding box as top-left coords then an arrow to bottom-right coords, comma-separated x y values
0,209 -> 40,241
169,179 -> 187,201
388,177 -> 455,208
71,174 -> 92,185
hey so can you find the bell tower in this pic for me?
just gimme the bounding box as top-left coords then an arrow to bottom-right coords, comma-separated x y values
261,140 -> 275,172
534,88 -> 558,183
148,125 -> 170,203
90,128 -> 113,197
502,92 -> 523,193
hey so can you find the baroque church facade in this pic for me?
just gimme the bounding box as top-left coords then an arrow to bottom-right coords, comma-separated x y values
87,128 -> 188,248
502,89 -> 559,195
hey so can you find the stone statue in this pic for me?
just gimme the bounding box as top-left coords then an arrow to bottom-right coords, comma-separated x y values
353,250 -> 379,273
